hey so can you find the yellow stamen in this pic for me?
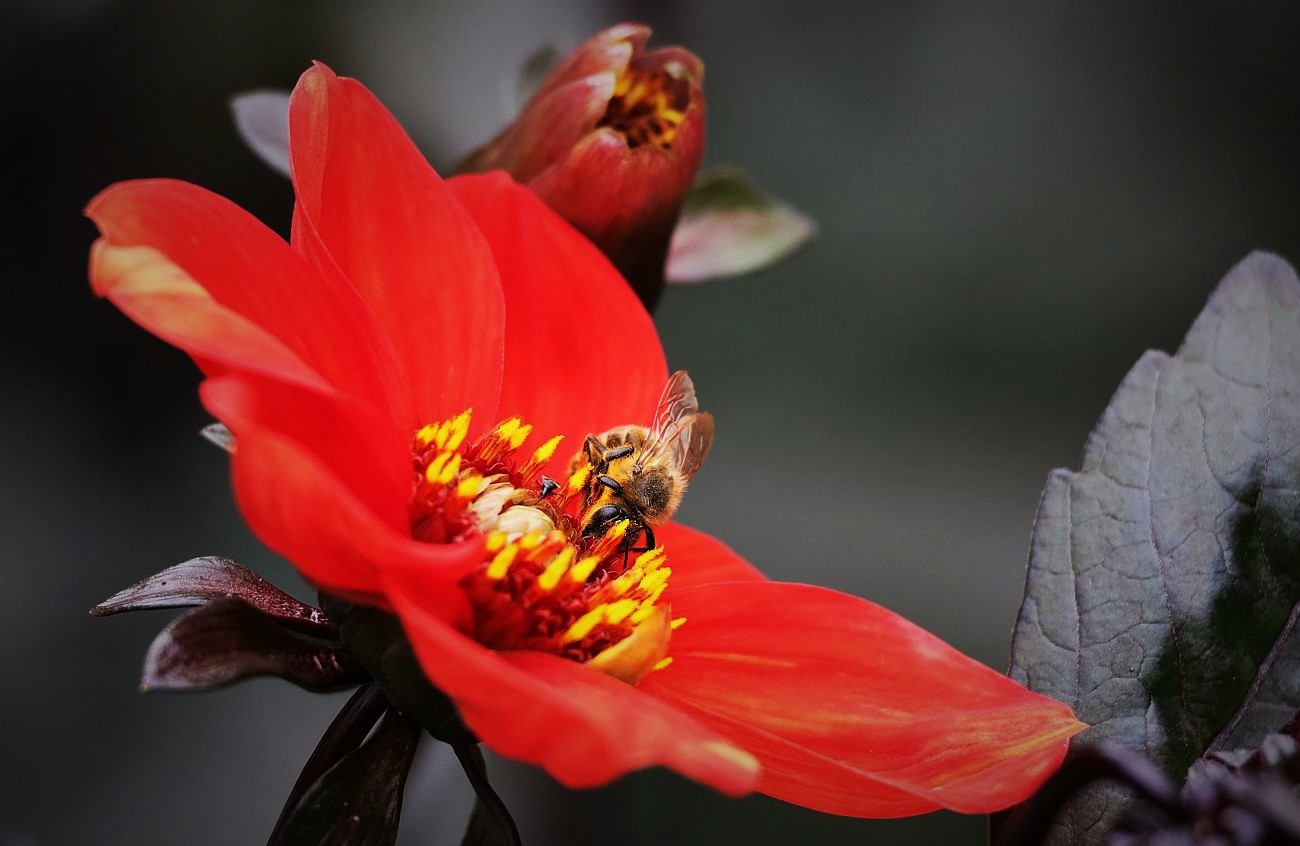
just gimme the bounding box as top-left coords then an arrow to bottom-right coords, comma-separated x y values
495,417 -> 521,441
630,602 -> 657,624
535,547 -> 576,592
640,567 -> 671,599
485,544 -> 518,580
604,599 -> 639,625
529,435 -> 563,469
605,568 -> 642,599
436,453 -> 462,486
564,606 -> 605,643
456,473 -> 485,500
445,410 -> 472,452
567,463 -> 590,493
519,530 -> 544,550
670,616 -> 687,630
425,452 -> 450,484
652,657 -> 673,672
484,531 -> 507,553
415,424 -> 439,447
568,555 -> 601,583
635,547 -> 667,571
508,422 -> 533,451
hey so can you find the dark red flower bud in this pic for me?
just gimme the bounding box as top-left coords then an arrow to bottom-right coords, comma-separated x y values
460,23 -> 705,310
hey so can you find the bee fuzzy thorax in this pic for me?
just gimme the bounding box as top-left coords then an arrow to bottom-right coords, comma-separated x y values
574,370 -> 713,543
407,410 -> 682,686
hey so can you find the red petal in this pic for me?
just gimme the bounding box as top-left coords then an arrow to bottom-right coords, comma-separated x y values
641,582 -> 1085,817
381,573 -> 759,794
201,376 -> 481,603
469,73 -> 617,182
288,63 -> 505,429
531,23 -> 644,102
89,239 -> 327,391
87,179 -> 403,419
448,172 -> 667,469
657,522 -> 767,592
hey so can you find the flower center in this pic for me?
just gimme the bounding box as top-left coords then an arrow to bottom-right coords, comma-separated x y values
408,412 -> 681,685
598,65 -> 691,151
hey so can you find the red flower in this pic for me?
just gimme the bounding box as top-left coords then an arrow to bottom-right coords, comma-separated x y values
460,23 -> 704,309
88,62 -> 1083,816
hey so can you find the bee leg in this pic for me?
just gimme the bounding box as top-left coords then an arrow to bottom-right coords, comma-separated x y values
584,435 -> 607,470
626,524 -> 657,557
603,445 -> 635,462
538,476 -> 559,498
596,475 -> 622,492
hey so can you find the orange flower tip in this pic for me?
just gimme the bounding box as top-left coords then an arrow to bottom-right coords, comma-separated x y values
90,242 -> 207,302
699,741 -> 762,792
584,604 -> 672,685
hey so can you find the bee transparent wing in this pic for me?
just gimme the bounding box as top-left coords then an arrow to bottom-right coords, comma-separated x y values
649,370 -> 700,439
636,371 -> 714,483
676,411 -> 714,480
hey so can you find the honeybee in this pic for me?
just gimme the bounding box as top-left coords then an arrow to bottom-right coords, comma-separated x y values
572,370 -> 715,550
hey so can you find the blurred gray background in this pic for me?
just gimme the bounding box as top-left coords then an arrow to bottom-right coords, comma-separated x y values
5,1 -> 1300,843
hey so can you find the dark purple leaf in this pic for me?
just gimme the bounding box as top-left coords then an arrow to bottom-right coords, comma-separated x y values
320,595 -> 475,745
268,683 -> 389,845
142,599 -> 362,692
270,707 -> 421,846
997,746 -> 1183,846
1006,252 -> 1300,843
454,744 -> 520,846
92,556 -> 333,635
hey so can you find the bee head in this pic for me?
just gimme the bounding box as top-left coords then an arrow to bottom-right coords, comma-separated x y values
583,503 -> 626,538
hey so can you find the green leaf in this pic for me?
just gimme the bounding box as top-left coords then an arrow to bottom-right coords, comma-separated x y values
141,598 -> 362,692
272,706 -> 421,846
514,43 -> 559,113
1006,252 -> 1300,843
665,167 -> 816,284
